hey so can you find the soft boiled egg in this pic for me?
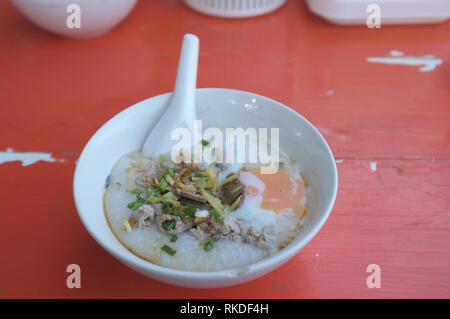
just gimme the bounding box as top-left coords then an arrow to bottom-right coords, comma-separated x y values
239,168 -> 306,219
230,165 -> 307,246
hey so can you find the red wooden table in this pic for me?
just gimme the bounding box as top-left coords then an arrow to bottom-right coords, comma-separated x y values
0,0 -> 449,299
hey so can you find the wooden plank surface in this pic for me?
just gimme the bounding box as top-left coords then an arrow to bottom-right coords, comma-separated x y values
0,0 -> 449,298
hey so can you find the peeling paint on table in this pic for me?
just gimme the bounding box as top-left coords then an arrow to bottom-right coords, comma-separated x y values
0,148 -> 62,166
367,50 -> 443,72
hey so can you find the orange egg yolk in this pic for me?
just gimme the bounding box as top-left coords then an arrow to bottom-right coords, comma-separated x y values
247,168 -> 306,218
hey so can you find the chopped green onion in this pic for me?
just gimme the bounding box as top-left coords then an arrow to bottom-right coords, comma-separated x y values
170,235 -> 178,243
173,207 -> 186,220
202,237 -> 219,252
147,188 -> 162,203
161,245 -> 176,256
158,178 -> 168,192
200,189 -> 225,215
184,203 -> 197,217
162,220 -> 176,232
201,139 -> 210,147
278,162 -> 284,168
162,191 -> 179,201
160,198 -> 180,207
167,167 -> 175,177
127,196 -> 145,211
210,209 -> 223,223
195,176 -> 207,188
130,188 -> 143,196
165,174 -> 175,186
116,182 -> 122,187
161,202 -> 172,214
147,197 -> 160,204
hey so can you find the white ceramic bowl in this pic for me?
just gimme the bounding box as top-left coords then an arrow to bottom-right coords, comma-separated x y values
73,88 -> 338,288
11,0 -> 137,39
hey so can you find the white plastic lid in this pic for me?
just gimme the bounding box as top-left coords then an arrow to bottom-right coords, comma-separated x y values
183,0 -> 287,18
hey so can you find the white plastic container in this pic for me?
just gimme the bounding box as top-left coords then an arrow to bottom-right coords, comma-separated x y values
306,0 -> 450,25
10,0 -> 137,38
183,0 -> 287,18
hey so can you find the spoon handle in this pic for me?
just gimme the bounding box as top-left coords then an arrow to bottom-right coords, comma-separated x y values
171,34 -> 199,109
141,34 -> 199,158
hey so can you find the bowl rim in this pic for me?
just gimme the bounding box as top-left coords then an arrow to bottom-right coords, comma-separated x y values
73,87 -> 338,280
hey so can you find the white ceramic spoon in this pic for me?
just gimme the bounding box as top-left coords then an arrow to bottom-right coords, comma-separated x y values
142,33 -> 199,159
